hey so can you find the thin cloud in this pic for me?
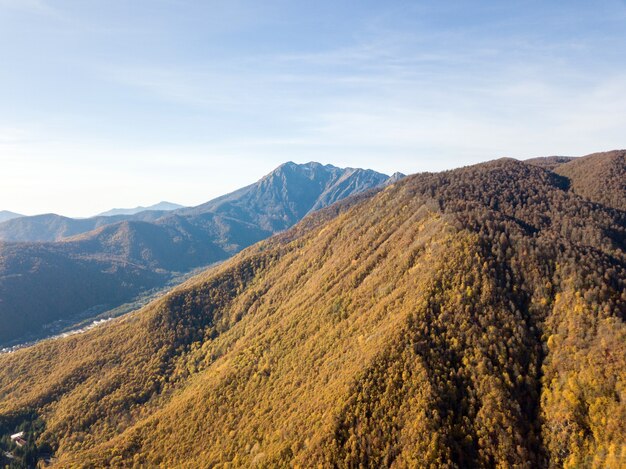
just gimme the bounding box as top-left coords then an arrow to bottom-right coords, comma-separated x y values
1,1 -> 624,215
0,0 -> 59,17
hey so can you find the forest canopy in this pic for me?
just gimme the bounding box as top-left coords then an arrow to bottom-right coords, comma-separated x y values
0,153 -> 624,468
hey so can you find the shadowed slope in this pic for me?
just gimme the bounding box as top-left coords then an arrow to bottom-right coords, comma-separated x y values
0,220 -> 227,345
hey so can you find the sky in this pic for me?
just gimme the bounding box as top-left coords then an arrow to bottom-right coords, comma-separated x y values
0,0 -> 625,217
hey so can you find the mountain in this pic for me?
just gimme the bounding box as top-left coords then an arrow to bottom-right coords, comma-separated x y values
0,154 -> 623,468
0,163 -> 391,243
0,211 -> 170,243
0,163 -> 392,346
97,201 -> 184,217
178,162 -> 394,231
0,210 -> 23,223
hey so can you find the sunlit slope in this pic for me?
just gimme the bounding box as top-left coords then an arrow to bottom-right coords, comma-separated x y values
0,158 -> 624,468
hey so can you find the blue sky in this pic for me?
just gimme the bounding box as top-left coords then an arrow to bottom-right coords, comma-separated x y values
1,0 -> 625,216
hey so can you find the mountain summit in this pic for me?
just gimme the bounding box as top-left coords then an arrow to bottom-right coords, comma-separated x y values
0,163 -> 392,243
180,161 -> 393,231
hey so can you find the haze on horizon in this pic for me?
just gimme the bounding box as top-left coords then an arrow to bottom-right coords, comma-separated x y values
1,0 -> 625,217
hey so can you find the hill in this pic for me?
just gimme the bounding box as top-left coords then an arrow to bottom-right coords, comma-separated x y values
0,211 -> 171,243
96,201 -> 184,217
524,150 -> 625,211
0,163 -> 392,347
0,211 -> 23,223
0,156 -> 623,467
554,150 -> 626,211
524,156 -> 575,171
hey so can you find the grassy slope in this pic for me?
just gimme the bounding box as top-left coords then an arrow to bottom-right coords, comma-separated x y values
0,158 -> 624,468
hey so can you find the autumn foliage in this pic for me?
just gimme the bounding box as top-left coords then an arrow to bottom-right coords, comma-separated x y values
0,153 -> 624,468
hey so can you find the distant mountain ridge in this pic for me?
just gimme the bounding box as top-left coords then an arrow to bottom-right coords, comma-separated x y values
0,211 -> 171,243
0,163 -> 396,243
0,162 -> 395,346
181,162 -> 395,231
97,201 -> 184,217
0,210 -> 23,223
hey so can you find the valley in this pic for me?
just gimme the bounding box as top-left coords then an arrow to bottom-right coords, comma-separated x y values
0,163 -> 395,347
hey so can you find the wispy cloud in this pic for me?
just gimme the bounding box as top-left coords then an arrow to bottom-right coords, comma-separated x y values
1,0 -> 624,215
0,126 -> 34,144
0,0 -> 59,17
94,26 -> 626,159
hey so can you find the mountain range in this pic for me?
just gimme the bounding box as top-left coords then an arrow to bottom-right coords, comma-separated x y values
0,210 -> 172,243
0,210 -> 23,223
0,162 -> 396,347
0,204 -> 183,243
0,150 -> 623,467
96,201 -> 184,217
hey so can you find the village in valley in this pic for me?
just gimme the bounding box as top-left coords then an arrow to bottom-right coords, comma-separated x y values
3,431 -> 26,460
0,424 -> 54,468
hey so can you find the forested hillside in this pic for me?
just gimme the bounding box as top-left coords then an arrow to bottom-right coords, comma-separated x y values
554,150 -> 626,211
0,154 -> 623,467
0,220 -> 227,346
527,150 -> 625,211
0,163 -> 392,347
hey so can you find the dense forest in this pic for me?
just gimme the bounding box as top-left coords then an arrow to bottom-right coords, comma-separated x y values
553,150 -> 626,211
0,152 -> 624,467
